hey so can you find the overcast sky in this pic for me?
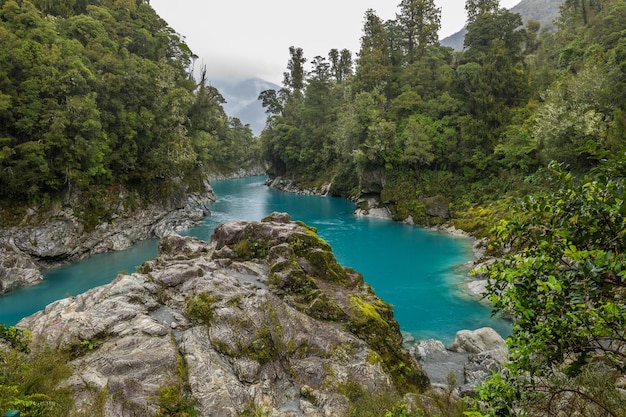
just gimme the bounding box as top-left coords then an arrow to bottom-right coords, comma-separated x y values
150,0 -> 521,85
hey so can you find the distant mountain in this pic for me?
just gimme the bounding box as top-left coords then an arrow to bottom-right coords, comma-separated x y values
441,28 -> 467,51
210,78 -> 280,136
440,0 -> 564,50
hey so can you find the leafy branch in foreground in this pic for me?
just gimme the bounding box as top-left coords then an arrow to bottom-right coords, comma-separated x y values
1,325 -> 73,416
479,161 -> 626,416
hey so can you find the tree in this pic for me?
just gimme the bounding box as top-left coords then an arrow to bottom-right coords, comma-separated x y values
533,65 -> 613,170
396,0 -> 441,62
457,6 -> 527,169
354,9 -> 393,92
258,89 -> 285,116
328,48 -> 353,82
482,161 -> 626,416
561,0 -> 607,25
465,0 -> 500,24
0,0 -> 259,206
283,46 -> 306,94
463,8 -> 526,62
399,114 -> 438,167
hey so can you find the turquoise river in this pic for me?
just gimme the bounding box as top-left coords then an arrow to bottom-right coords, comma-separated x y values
0,176 -> 510,344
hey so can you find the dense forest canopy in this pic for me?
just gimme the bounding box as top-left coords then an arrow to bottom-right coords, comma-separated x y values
0,0 -> 259,211
259,0 -> 626,221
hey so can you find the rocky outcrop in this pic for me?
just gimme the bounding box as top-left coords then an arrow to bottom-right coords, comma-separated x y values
208,166 -> 267,182
0,242 -> 43,293
411,327 -> 507,396
419,195 -> 451,219
360,169 -> 386,195
354,197 -> 393,219
0,182 -> 216,294
264,177 -> 331,196
18,213 -> 429,416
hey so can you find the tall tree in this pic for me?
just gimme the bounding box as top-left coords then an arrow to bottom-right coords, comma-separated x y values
354,9 -> 393,92
457,6 -> 527,172
463,7 -> 526,62
396,0 -> 441,62
329,48 -> 353,82
283,46 -> 307,95
561,0 -> 606,25
465,0 -> 500,24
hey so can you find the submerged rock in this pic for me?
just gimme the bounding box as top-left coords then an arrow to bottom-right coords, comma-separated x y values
18,213 -> 429,416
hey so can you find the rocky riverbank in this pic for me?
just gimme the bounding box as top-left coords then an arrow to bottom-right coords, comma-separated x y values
18,213 -> 431,416
410,327 -> 507,396
264,176 -> 332,196
0,181 -> 216,294
208,165 -> 268,182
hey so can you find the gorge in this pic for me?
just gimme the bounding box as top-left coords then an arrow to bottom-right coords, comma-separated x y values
1,176 -> 509,345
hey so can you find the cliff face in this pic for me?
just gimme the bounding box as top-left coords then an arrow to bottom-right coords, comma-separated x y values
18,213 -> 429,416
0,181 -> 216,294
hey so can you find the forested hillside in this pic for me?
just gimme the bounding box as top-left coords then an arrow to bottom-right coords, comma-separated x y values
260,0 -> 626,226
260,1 -> 626,415
0,0 -> 259,214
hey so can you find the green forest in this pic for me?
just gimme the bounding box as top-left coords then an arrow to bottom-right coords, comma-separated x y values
0,0 -> 259,217
1,0 -> 626,416
259,0 -> 626,415
260,0 -> 626,225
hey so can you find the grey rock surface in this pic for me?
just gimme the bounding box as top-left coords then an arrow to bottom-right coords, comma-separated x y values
19,213 -> 428,416
0,182 -> 216,293
0,242 -> 43,293
412,328 -> 508,395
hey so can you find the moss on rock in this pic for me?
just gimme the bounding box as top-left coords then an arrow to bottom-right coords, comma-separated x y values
347,294 -> 429,393
186,291 -> 217,326
210,213 -> 430,395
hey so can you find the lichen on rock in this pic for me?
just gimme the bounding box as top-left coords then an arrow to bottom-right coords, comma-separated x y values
17,212 -> 430,416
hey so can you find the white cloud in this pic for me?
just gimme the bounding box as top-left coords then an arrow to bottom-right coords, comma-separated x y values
150,0 -> 521,84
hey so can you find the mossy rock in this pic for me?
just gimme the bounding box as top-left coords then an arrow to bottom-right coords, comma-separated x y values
261,212 -> 292,223
186,291 -> 217,326
298,248 -> 349,285
346,294 -> 429,393
420,195 -> 451,219
269,259 -> 318,295
158,234 -> 209,259
232,238 -> 269,260
288,231 -> 332,254
305,293 -> 347,322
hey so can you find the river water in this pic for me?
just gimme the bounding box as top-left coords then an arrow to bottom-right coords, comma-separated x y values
0,176 -> 510,344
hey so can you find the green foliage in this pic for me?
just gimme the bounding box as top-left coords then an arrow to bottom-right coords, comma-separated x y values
481,161 -> 626,416
0,325 -> 30,353
155,384 -> 198,417
186,291 -> 216,326
259,0 -> 626,232
338,382 -> 402,417
0,0 -> 260,215
336,381 -> 470,417
395,0 -> 441,62
232,239 -> 269,260
0,337 -> 74,417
